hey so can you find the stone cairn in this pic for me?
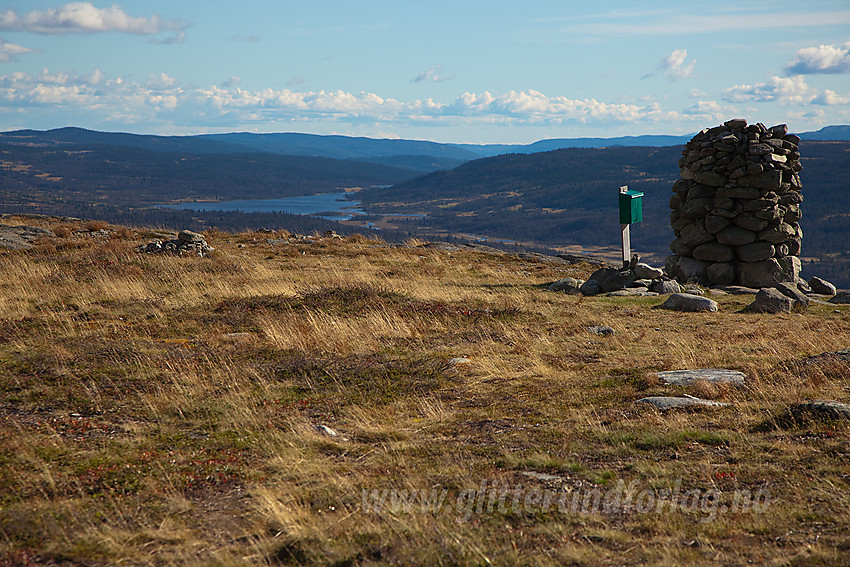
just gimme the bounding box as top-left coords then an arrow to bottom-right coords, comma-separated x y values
138,229 -> 213,257
666,119 -> 803,288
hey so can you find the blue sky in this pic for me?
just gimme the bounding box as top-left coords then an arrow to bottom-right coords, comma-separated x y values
0,0 -> 848,143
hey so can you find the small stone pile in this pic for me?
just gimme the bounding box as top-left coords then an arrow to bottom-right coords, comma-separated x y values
667,119 -> 803,288
139,230 -> 213,256
548,257 -> 684,297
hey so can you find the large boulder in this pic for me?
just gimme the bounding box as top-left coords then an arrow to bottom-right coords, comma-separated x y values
808,276 -> 836,296
658,293 -> 719,312
585,267 -> 635,293
738,258 -> 793,289
548,277 -> 583,293
742,287 -> 794,313
665,255 -> 708,283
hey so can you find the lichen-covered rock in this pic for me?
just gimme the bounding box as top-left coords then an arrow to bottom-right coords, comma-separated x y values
547,277 -> 583,293
658,293 -> 719,312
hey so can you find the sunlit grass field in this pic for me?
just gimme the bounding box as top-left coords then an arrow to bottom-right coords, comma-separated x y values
1,217 -> 848,566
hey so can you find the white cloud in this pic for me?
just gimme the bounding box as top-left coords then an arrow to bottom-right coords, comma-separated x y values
641,49 -> 695,81
784,42 -> 850,75
150,31 -> 186,45
0,38 -> 36,62
145,73 -> 178,90
661,49 -> 695,80
412,65 -> 450,84
0,2 -> 187,36
812,89 -> 849,106
722,75 -> 816,104
681,100 -> 737,122
0,68 -> 753,132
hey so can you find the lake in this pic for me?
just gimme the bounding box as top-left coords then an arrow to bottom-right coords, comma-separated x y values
160,191 -> 364,221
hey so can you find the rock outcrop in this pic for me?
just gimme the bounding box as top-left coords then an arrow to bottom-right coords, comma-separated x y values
0,223 -> 54,250
667,119 -> 803,288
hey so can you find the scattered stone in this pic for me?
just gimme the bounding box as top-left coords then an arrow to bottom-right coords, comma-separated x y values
712,285 -> 759,295
579,279 -> 602,296
606,289 -> 658,297
586,267 -> 635,293
657,369 -> 746,387
448,357 -> 472,366
774,282 -> 810,311
588,325 -> 615,336
139,229 -> 214,257
632,262 -> 664,280
790,400 -> 850,421
314,424 -> 348,440
658,293 -> 719,312
808,276 -> 836,296
742,287 -> 793,313
637,396 -> 730,410
828,292 -> 850,305
178,229 -> 205,243
548,277 -> 583,293
651,279 -> 683,295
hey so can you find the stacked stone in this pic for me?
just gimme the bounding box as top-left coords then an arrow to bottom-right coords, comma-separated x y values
666,119 -> 803,288
139,229 -> 214,257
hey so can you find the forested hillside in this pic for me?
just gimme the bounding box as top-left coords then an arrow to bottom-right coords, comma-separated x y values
0,143 -> 417,207
1,129 -> 848,285
357,141 -> 850,285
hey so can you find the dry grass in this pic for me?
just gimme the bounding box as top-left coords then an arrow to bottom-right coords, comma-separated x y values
0,217 -> 849,566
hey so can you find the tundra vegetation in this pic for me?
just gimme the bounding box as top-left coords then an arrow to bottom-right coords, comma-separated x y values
0,217 -> 848,566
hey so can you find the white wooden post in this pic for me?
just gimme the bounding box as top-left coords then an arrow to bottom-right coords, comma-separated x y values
620,186 -> 630,268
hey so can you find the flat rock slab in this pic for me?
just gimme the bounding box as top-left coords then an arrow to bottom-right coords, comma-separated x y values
790,400 -> 850,421
658,293 -> 719,312
606,289 -> 659,297
0,223 -> 54,250
548,277 -> 583,292
712,285 -> 760,295
637,396 -> 730,410
657,369 -> 746,387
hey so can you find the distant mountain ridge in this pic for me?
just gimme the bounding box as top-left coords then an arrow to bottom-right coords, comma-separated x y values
1,125 -> 847,173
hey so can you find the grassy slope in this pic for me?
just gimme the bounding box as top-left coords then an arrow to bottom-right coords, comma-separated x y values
0,217 -> 849,566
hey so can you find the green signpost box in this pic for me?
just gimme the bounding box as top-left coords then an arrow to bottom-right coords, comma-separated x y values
619,188 -> 644,225
618,186 -> 643,268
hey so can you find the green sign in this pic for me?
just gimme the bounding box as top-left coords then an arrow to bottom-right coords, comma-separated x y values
619,189 -> 644,224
